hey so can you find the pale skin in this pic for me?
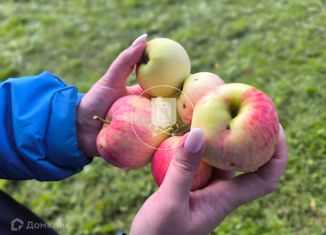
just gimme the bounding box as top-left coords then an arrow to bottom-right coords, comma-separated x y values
77,34 -> 148,157
77,34 -> 288,235
130,126 -> 287,235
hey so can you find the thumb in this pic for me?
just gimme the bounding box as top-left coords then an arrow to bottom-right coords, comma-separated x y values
78,34 -> 147,130
160,128 -> 206,201
100,34 -> 147,88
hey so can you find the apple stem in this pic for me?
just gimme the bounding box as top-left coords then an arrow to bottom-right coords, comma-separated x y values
93,115 -> 111,125
170,123 -> 190,135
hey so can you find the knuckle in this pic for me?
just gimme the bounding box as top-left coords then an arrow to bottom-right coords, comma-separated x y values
265,181 -> 278,194
219,190 -> 236,214
155,193 -> 180,213
208,187 -> 236,216
163,199 -> 179,211
171,156 -> 197,175
117,50 -> 133,65
220,198 -> 234,216
256,173 -> 279,195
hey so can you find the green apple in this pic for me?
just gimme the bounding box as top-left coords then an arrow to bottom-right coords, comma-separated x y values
136,38 -> 191,97
177,72 -> 224,125
191,83 -> 279,171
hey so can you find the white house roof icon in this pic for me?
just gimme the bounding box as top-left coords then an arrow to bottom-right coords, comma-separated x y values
11,218 -> 24,231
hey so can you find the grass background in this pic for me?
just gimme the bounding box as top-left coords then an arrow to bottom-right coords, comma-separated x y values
1,0 -> 326,234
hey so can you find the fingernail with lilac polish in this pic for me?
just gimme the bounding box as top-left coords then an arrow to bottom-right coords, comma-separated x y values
184,128 -> 206,154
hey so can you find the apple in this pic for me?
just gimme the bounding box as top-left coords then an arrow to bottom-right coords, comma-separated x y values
96,95 -> 169,169
165,90 -> 190,136
177,72 -> 225,125
151,135 -> 213,191
191,83 -> 279,171
174,112 -> 190,136
136,38 -> 191,97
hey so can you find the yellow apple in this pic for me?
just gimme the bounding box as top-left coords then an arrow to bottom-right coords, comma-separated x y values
136,38 -> 191,97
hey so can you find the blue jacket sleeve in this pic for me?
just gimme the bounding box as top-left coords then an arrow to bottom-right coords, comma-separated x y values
0,71 -> 92,181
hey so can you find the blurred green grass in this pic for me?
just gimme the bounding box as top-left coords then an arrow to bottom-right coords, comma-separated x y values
1,0 -> 326,234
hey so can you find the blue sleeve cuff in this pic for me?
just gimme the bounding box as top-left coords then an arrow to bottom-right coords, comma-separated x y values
0,71 -> 92,181
45,82 -> 92,173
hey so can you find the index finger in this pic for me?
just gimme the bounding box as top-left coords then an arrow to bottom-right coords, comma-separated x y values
252,124 -> 288,188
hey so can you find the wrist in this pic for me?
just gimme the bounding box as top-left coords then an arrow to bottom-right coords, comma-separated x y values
76,101 -> 101,157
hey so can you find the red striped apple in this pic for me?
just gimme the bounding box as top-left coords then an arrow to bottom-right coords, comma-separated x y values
136,38 -> 191,97
151,135 -> 213,191
191,83 -> 279,171
177,72 -> 225,125
96,95 -> 169,169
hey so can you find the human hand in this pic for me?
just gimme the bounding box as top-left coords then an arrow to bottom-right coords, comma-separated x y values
130,125 -> 288,235
77,34 -> 147,157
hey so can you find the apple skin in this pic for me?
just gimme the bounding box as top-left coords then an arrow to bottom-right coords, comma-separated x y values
177,72 -> 225,125
151,134 -> 213,191
136,38 -> 191,97
96,95 -> 169,169
166,90 -> 190,136
191,83 -> 279,171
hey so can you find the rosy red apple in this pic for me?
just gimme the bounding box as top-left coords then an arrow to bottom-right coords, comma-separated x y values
177,72 -> 225,125
191,83 -> 279,171
136,38 -> 191,97
151,135 -> 213,190
96,95 -> 169,169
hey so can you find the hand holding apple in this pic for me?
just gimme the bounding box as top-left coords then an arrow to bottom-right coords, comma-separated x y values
94,36 -> 280,174
151,133 -> 213,191
96,95 -> 169,168
130,127 -> 288,235
90,36 -> 288,235
77,34 -> 147,157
